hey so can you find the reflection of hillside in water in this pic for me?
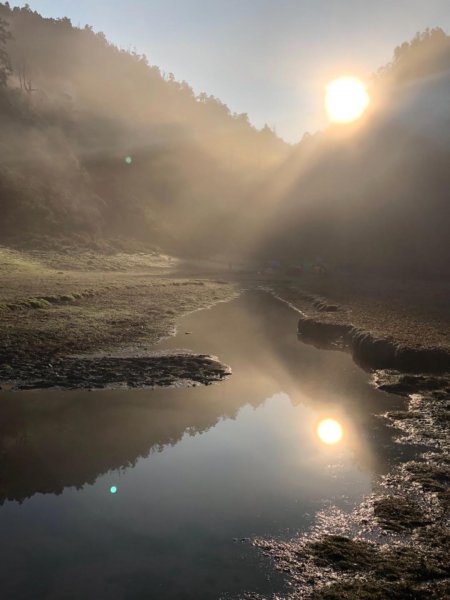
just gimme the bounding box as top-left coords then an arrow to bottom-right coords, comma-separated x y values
0,292 -> 406,504
0,387 -> 254,504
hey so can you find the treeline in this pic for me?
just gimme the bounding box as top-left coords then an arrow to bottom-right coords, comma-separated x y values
0,2 -> 287,253
251,28 -> 450,277
0,3 -> 449,277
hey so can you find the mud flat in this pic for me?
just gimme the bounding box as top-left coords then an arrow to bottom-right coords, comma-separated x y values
0,247 -> 237,390
257,279 -> 450,599
271,278 -> 450,373
296,318 -> 450,373
0,353 -> 231,391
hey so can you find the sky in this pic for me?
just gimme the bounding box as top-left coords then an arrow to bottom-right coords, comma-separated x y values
10,0 -> 450,142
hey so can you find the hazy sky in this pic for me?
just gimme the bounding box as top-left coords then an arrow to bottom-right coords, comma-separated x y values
11,1 -> 450,141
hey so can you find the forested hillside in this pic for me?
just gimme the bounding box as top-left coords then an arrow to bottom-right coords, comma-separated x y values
0,3 -> 449,277
0,2 -> 287,254
253,28 -> 450,277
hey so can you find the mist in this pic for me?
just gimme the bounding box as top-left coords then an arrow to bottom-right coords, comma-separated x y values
243,29 -> 450,278
0,6 -> 449,278
0,3 -> 287,254
0,5 -> 449,599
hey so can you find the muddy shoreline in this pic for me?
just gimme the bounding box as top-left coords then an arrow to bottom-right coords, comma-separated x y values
258,283 -> 450,599
0,247 -> 238,391
0,249 -> 449,597
297,317 -> 450,373
269,280 -> 450,374
0,353 -> 231,391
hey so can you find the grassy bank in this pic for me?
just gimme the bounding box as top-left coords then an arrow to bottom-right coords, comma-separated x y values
0,247 -> 237,390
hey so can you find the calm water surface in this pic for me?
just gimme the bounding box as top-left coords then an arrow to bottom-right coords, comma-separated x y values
0,293 -> 404,599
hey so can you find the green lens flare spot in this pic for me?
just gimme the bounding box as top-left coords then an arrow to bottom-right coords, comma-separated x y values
125,156 -> 133,165
110,485 -> 118,494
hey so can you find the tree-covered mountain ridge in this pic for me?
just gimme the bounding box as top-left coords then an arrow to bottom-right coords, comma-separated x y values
0,2 -> 287,253
247,27 -> 450,277
0,3 -> 449,276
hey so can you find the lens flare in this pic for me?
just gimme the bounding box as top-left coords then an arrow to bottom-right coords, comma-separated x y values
325,77 -> 369,123
317,418 -> 343,445
110,485 -> 118,494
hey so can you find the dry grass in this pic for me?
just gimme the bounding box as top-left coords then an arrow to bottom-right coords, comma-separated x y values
0,247 -> 237,380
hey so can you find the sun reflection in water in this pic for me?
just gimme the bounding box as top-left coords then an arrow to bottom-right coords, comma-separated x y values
317,418 -> 343,445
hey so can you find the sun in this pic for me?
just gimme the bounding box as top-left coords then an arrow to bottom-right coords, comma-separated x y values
317,418 -> 343,445
325,77 -> 369,123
